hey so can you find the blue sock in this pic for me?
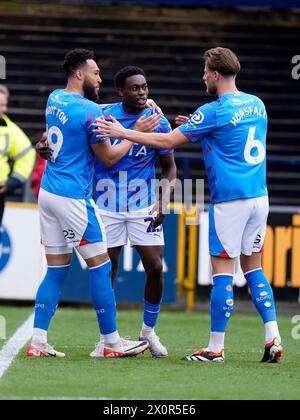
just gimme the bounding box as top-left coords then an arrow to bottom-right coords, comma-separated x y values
211,274 -> 234,333
34,265 -> 70,331
89,260 -> 117,335
244,268 -> 277,324
144,300 -> 160,329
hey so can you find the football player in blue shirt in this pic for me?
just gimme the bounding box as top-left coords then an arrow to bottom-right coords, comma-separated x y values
91,67 -> 176,358
28,49 -> 151,358
94,47 -> 283,363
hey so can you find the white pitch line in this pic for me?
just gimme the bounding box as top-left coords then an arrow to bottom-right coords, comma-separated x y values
0,312 -> 34,379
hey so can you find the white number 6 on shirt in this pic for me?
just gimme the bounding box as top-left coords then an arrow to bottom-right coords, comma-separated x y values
47,126 -> 64,163
244,126 -> 265,165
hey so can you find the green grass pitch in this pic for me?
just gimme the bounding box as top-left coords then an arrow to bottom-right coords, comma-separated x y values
0,306 -> 299,400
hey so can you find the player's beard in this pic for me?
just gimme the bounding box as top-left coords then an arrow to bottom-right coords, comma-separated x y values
206,82 -> 218,96
83,79 -> 99,102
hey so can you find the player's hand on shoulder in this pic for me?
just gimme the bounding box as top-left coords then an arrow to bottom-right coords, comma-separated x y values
175,115 -> 191,126
93,116 -> 105,135
134,114 -> 161,133
93,115 -> 125,139
36,131 -> 52,161
146,99 -> 164,115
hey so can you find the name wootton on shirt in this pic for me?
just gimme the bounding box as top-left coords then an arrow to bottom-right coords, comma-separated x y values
46,105 -> 69,125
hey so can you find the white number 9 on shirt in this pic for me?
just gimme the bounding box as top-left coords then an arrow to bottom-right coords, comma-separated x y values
244,126 -> 265,165
47,126 -> 64,163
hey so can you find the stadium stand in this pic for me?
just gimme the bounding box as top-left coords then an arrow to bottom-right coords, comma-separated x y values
0,2 -> 300,205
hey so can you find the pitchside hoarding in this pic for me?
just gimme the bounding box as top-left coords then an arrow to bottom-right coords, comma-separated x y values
0,204 -> 299,302
198,211 -> 300,299
0,205 -> 177,303
0,204 -> 46,300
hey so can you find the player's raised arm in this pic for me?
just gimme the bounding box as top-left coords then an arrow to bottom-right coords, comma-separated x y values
91,136 -> 132,167
91,114 -> 162,166
93,115 -> 189,149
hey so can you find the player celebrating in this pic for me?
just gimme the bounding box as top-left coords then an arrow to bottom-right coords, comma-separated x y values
27,49 -> 152,358
91,67 -> 176,358
94,47 -> 283,363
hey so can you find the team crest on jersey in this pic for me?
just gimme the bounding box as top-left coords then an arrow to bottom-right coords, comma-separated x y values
190,111 -> 205,125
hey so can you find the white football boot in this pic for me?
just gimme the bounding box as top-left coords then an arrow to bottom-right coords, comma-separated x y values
90,342 -> 104,358
27,343 -> 65,358
261,337 -> 283,363
90,338 -> 149,358
139,331 -> 168,358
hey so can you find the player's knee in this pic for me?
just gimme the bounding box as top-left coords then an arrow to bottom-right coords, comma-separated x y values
76,242 -> 107,261
145,259 -> 163,278
111,263 -> 119,282
45,247 -> 72,267
240,253 -> 262,274
85,253 -> 110,269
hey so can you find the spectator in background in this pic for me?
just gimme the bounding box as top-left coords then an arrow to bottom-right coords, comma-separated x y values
31,132 -> 47,199
31,153 -> 46,199
0,85 -> 36,246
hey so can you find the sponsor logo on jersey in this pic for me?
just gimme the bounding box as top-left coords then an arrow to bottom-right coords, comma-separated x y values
257,283 -> 266,288
53,94 -> 68,107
